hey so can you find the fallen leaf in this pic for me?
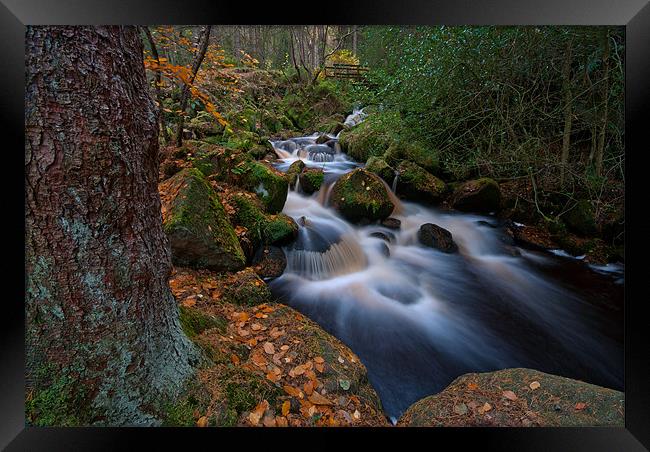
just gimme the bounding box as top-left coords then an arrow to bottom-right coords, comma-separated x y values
262,415 -> 276,427
308,391 -> 333,406
314,356 -> 325,364
230,354 -> 240,365
276,416 -> 288,427
251,323 -> 263,331
289,364 -> 307,377
503,390 -> 518,401
283,385 -> 304,399
282,400 -> 291,416
478,402 -> 492,414
453,403 -> 468,415
529,381 -> 541,390
304,381 -> 314,396
467,382 -> 479,391
263,342 -> 275,355
266,372 -> 281,383
315,363 -> 325,373
575,402 -> 587,411
195,416 -> 208,427
338,379 -> 351,391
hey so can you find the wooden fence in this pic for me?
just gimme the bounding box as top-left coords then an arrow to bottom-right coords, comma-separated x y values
323,63 -> 372,85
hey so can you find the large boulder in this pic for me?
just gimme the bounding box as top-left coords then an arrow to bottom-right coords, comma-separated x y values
395,160 -> 446,204
451,178 -> 501,213
418,223 -> 458,253
563,199 -> 597,236
399,368 -> 624,427
331,168 -> 395,224
161,168 -> 246,271
298,168 -> 324,195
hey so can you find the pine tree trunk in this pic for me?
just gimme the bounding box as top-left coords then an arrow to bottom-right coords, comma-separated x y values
352,25 -> 358,55
143,26 -> 171,144
25,25 -> 200,426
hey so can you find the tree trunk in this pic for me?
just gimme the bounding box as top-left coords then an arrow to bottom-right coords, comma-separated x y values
352,25 -> 358,55
595,30 -> 610,177
560,38 -> 573,186
25,25 -> 200,426
143,26 -> 171,144
175,25 -> 212,147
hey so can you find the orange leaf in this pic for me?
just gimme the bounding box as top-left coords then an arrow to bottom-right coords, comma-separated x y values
281,400 -> 291,417
230,354 -> 240,365
196,416 -> 208,427
575,402 -> 587,411
304,381 -> 314,396
283,385 -> 304,399
308,391 -> 333,406
467,382 -> 479,391
263,342 -> 275,355
502,390 -> 518,401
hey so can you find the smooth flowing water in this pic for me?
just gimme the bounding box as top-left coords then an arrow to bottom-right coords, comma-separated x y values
268,124 -> 624,423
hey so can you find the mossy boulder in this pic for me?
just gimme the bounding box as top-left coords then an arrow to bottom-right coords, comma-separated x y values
161,168 -> 246,271
399,368 -> 624,427
451,178 -> 501,213
385,141 -> 440,175
238,161 -> 289,214
285,160 -> 306,188
338,119 -> 393,162
231,194 -> 298,252
331,168 -> 395,224
563,200 -> 597,236
365,157 -> 396,185
298,168 -> 324,195
396,161 -> 446,204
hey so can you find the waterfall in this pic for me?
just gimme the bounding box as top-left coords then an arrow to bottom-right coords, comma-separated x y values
392,171 -> 399,194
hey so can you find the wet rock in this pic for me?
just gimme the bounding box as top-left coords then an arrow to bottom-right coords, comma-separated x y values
161,168 -> 246,271
395,160 -> 446,204
239,161 -> 289,214
285,160 -> 306,189
381,217 -> 402,230
252,245 -> 287,279
331,168 -> 395,224
315,134 -> 330,144
451,178 -> 501,213
417,223 -> 458,253
399,368 -> 624,427
298,168 -> 324,195
370,231 -> 393,242
365,157 -> 396,185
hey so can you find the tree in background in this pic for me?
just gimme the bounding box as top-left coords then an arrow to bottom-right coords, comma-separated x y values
25,25 -> 200,426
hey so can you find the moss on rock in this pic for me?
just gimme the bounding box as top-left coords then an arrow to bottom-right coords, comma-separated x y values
385,141 -> 440,176
331,168 -> 395,224
285,160 -> 306,188
365,157 -> 396,185
396,160 -> 446,204
298,168 -> 324,194
451,178 -> 501,213
161,168 -> 246,272
178,305 -> 227,339
399,368 -> 624,427
231,195 -> 297,249
238,161 -> 289,214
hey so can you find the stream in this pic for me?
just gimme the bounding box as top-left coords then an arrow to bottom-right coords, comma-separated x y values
268,115 -> 624,423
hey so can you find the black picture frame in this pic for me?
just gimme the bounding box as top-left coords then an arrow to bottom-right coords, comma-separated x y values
3,0 -> 649,450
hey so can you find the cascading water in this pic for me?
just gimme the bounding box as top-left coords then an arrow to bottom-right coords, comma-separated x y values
268,117 -> 623,424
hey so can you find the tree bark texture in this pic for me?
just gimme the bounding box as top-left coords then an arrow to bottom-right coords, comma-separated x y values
25,25 -> 200,426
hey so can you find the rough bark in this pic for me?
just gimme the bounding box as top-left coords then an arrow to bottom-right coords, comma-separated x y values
25,25 -> 200,426
175,25 -> 212,147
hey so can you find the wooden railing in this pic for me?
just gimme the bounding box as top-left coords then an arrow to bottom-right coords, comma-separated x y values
324,63 -> 370,83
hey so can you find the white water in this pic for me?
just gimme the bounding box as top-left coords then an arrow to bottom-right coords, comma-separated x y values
268,126 -> 623,422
